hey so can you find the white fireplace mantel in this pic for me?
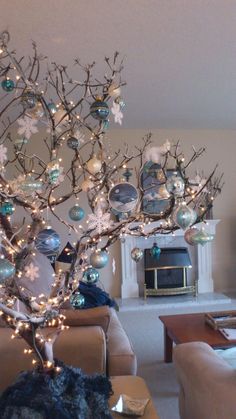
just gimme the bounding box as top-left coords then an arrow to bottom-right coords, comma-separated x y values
120,220 -> 220,298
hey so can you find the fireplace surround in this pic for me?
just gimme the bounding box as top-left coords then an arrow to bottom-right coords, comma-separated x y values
120,220 -> 220,299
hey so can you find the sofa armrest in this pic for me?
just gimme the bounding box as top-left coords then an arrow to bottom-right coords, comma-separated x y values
173,342 -> 236,419
107,308 -> 137,376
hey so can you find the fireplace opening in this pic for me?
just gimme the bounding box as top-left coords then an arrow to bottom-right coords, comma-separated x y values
144,247 -> 196,298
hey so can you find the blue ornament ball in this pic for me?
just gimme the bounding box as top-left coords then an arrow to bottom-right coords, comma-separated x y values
2,79 -> 15,92
90,100 -> 109,120
82,267 -> 99,284
90,251 -> 109,269
35,228 -> 60,257
47,102 -> 57,114
0,258 -> 15,283
0,202 -> 14,216
69,205 -> 85,221
67,137 -> 80,150
150,243 -> 161,260
70,291 -> 85,309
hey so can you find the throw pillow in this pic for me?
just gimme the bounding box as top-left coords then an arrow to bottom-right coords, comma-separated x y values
60,306 -> 111,334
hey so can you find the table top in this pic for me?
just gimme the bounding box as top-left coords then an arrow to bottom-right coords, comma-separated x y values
159,312 -> 236,349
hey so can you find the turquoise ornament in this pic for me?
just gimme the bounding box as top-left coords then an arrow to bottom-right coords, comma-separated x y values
21,89 -> 36,109
0,202 -> 14,216
191,229 -> 214,246
150,243 -> 161,260
166,173 -> 185,197
67,136 -> 80,150
131,247 -> 144,262
82,267 -> 99,284
49,168 -> 60,184
90,251 -> 109,269
47,102 -> 57,114
70,291 -> 85,309
2,79 -> 15,92
173,204 -> 197,230
69,205 -> 85,221
90,100 -> 109,120
35,228 -> 60,257
0,257 -> 15,283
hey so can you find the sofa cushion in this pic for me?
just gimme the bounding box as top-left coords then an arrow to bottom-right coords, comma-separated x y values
61,306 -> 111,334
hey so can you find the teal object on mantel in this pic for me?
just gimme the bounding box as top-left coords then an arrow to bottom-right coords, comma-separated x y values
150,242 -> 161,260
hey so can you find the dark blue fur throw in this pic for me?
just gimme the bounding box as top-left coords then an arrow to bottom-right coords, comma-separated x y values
0,360 -> 113,419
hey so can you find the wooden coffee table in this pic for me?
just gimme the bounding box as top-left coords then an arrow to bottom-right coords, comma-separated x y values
159,312 -> 236,363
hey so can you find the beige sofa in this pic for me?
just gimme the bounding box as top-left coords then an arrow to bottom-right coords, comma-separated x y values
173,341 -> 236,419
0,306 -> 137,391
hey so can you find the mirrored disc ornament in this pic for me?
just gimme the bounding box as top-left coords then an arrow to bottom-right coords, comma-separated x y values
173,204 -> 197,230
190,228 -> 214,246
150,243 -> 161,260
2,79 -> 15,92
70,291 -> 85,309
90,250 -> 109,269
90,99 -> 109,120
82,267 -> 99,284
0,257 -> 15,283
166,173 -> 185,197
109,182 -> 139,213
68,205 -> 85,221
35,228 -> 60,257
131,247 -> 144,262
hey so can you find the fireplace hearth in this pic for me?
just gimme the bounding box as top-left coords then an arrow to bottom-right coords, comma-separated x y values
120,220 -> 220,299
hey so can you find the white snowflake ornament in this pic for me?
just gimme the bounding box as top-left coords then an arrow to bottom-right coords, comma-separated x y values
17,116 -> 38,139
87,207 -> 112,234
111,101 -> 123,125
24,262 -> 39,282
0,144 -> 8,165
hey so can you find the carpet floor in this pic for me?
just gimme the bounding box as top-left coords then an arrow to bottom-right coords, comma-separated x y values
117,296 -> 236,419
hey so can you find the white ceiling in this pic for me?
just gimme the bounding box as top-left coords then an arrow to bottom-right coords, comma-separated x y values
1,0 -> 236,129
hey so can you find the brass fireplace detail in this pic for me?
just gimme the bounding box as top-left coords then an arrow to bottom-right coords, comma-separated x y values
144,247 -> 197,298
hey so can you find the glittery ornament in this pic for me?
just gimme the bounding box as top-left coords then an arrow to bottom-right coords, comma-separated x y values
166,173 -> 185,197
0,202 -> 14,216
35,228 -> 60,257
150,243 -> 161,259
0,257 -> 15,283
173,204 -> 197,230
108,84 -> 121,98
191,228 -> 214,246
131,247 -> 144,262
87,155 -> 102,175
70,291 -> 85,309
67,136 -> 80,150
184,227 -> 199,245
90,100 -> 109,120
82,267 -> 99,284
21,89 -> 37,109
68,205 -> 85,221
1,79 -> 15,92
81,178 -> 94,192
46,160 -> 61,184
90,250 -> 109,269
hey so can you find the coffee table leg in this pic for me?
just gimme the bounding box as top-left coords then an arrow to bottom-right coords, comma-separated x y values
164,326 -> 173,363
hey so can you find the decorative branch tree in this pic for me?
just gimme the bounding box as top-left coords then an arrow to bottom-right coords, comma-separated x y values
0,31 -> 223,372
